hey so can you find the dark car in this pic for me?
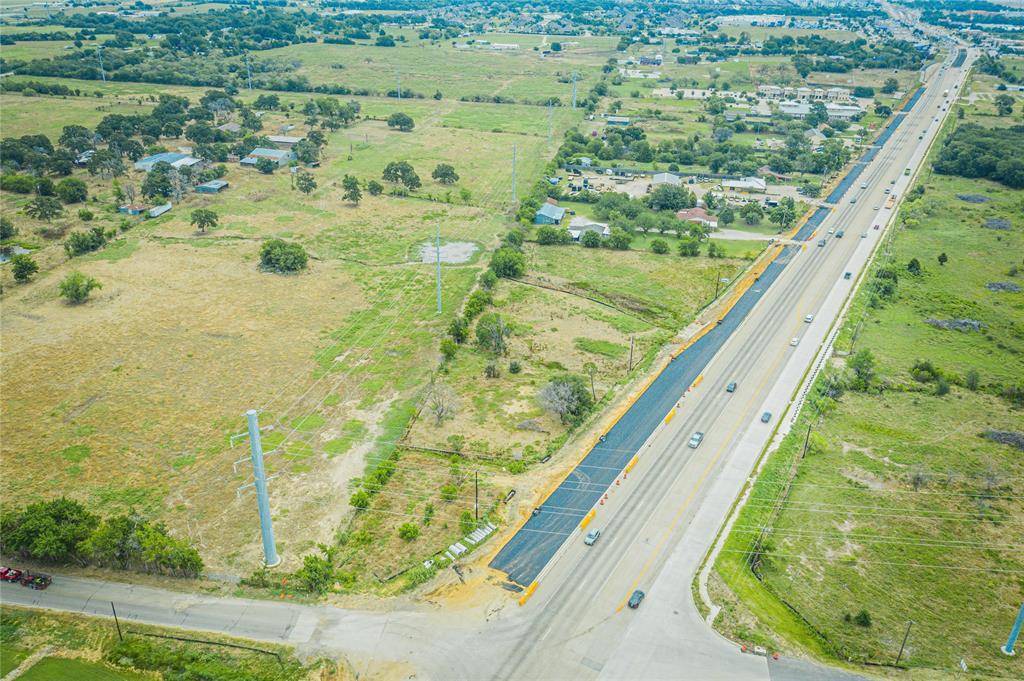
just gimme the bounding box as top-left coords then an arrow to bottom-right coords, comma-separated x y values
760,411 -> 772,423
726,382 -> 737,393
532,506 -> 542,517
628,590 -> 646,609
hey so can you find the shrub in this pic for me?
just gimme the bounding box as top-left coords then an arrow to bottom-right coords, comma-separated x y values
295,550 -> 335,594
480,270 -> 498,290
509,360 -> 522,374
259,239 -> 308,273
536,225 -> 571,245
580,230 -> 601,248
440,337 -> 457,361
440,483 -> 458,501
367,179 -> 384,196
448,316 -> 469,343
11,254 -> 38,282
459,510 -> 475,535
0,216 -> 16,239
56,177 -> 88,203
59,271 -> 101,304
538,374 -> 594,426
398,523 -> 420,541
651,238 -> 669,254
254,157 -> 277,174
463,290 -> 492,320
853,609 -> 872,627
489,246 -> 526,278
484,362 -> 500,378
507,459 -> 526,474
350,489 -> 370,510
78,208 -> 94,221
64,226 -> 107,256
0,174 -> 36,194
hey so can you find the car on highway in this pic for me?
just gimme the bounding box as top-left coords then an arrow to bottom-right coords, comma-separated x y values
584,529 -> 601,546
844,272 -> 853,280
790,337 -> 800,347
760,412 -> 772,423
817,239 -> 826,247
860,182 -> 867,189
836,230 -> 844,238
804,314 -> 814,323
873,206 -> 880,211
726,382 -> 737,393
827,228 -> 834,234
884,188 -> 891,194
687,431 -> 704,448
850,197 -> 857,203
628,590 -> 646,609
861,233 -> 868,238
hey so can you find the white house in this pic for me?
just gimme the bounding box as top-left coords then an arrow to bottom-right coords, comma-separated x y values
567,216 -> 610,241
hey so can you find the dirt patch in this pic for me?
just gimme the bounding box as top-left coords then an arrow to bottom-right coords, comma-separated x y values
418,241 -> 478,264
925,318 -> 985,332
956,193 -> 990,203
839,467 -> 890,491
986,282 -> 1021,293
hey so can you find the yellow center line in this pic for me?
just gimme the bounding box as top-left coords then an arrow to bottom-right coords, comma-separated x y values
614,316 -> 803,612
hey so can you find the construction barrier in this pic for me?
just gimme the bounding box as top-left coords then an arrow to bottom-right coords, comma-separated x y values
664,408 -> 676,424
518,581 -> 538,606
580,509 -> 596,530
625,455 -> 639,473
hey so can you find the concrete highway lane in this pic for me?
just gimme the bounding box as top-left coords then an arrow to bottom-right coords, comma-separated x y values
493,52 -> 972,681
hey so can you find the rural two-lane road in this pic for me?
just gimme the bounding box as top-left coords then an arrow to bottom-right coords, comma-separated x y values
1,49 -> 971,681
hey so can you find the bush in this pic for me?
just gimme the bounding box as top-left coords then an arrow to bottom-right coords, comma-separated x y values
11,254 -> 38,282
0,216 -> 15,240
58,271 -> 101,304
78,208 -> 94,221
580,230 -> 601,248
448,316 -> 469,343
484,362 -> 500,378
489,246 -> 526,278
295,550 -> 335,594
853,609 -> 872,627
56,177 -> 87,203
254,157 -> 277,174
651,238 -> 669,254
509,360 -> 522,374
480,269 -> 498,290
0,174 -> 36,194
440,337 -> 457,361
459,511 -> 475,535
64,226 -> 107,256
536,225 -> 571,245
538,374 -> 594,426
440,483 -> 458,502
259,239 -> 308,273
398,522 -> 420,541
367,179 -> 384,195
350,489 -> 370,510
463,289 -> 492,320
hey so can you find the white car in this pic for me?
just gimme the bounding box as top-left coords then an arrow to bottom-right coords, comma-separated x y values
688,432 -> 704,449
804,314 -> 814,323
790,337 -> 800,347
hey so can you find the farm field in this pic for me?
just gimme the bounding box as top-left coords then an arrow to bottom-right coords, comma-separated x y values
248,36 -> 612,103
711,108 -> 1024,676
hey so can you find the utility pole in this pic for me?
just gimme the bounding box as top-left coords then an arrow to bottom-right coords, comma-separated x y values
801,423 -> 813,458
895,620 -> 914,665
110,602 -> 123,642
511,144 -> 517,209
571,71 -> 578,109
547,101 -> 553,143
98,46 -> 106,83
713,267 -> 723,300
435,223 -> 442,315
628,336 -> 635,372
1002,602 -> 1024,656
474,470 -> 479,521
245,53 -> 253,91
396,69 -> 401,100
242,410 -> 280,568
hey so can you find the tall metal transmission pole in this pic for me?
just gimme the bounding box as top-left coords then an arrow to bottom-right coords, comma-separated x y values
547,101 -> 553,143
435,224 -> 442,315
396,69 -> 401,100
245,53 -> 253,91
98,46 -> 106,83
241,410 -> 280,567
571,71 -> 578,109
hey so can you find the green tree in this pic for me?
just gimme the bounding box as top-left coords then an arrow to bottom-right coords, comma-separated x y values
651,238 -> 669,254
0,216 -> 16,240
994,93 -> 1014,117
190,208 -> 218,233
55,177 -> 88,204
489,246 -> 526,278
448,316 -> 469,343
769,204 -> 796,231
11,254 -> 38,283
648,184 -> 694,211
349,489 -> 370,510
295,171 -> 317,194
581,230 -> 602,248
432,163 -> 459,185
678,237 -> 700,257
440,337 -> 458,361
254,157 -> 277,174
538,374 -> 594,426
740,201 -> 763,225
476,312 -> 511,354
295,547 -> 335,594
938,252 -> 948,266
387,112 -> 415,132
881,78 -> 899,94
260,239 -> 308,273
342,174 -> 361,204
2,498 -> 98,562
707,241 -> 726,258
582,361 -> 598,400
907,258 -> 922,276
848,349 -> 876,389
24,196 -> 63,221
367,180 -> 384,196
59,271 -> 101,304
536,225 -> 571,245
459,511 -> 475,535
718,206 -> 735,226
606,228 -> 632,250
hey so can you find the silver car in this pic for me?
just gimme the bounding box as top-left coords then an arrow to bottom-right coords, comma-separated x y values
584,529 -> 601,546
688,432 -> 704,448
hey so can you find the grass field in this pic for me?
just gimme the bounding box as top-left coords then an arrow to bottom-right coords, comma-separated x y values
714,24 -> 860,43
0,606 -> 317,680
711,103 -> 1024,676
